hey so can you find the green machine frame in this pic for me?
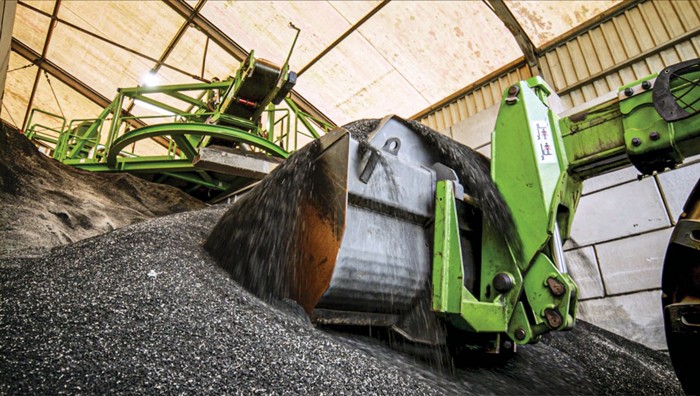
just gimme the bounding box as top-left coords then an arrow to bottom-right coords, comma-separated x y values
432,59 -> 700,351
24,46 -> 333,200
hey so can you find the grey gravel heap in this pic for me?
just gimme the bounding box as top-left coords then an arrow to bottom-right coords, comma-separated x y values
1,205 -> 683,395
0,121 -> 204,257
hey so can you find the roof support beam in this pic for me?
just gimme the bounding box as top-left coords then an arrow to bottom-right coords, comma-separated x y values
162,0 -> 249,64
485,0 -> 542,78
149,0 -> 207,76
161,0 -> 336,127
17,1 -> 206,83
12,38 -> 146,130
298,0 -> 390,76
22,0 -> 61,129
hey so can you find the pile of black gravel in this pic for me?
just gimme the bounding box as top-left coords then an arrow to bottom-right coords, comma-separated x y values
1,205 -> 683,394
0,117 -> 684,394
0,121 -> 204,256
1,207 -> 436,394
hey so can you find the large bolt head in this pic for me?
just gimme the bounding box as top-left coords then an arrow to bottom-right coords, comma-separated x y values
505,85 -> 520,105
493,272 -> 514,293
546,277 -> 566,297
544,308 -> 563,329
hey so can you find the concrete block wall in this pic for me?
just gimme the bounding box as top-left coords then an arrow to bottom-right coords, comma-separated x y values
443,104 -> 699,351
566,158 -> 698,351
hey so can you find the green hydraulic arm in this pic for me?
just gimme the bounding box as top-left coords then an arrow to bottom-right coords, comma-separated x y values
432,59 -> 700,355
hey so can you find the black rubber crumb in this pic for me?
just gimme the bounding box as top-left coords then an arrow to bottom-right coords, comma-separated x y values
1,206 -> 683,395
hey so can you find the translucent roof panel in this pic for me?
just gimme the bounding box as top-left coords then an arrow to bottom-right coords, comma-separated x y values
294,32 -> 430,124
164,26 -> 240,82
200,1 -> 379,68
46,23 -> 156,101
59,1 -> 184,59
22,0 -> 57,15
152,65 -> 203,88
506,0 -> 622,47
11,4 -> 51,53
355,1 -> 522,104
199,1 -> 522,123
328,1 -> 382,23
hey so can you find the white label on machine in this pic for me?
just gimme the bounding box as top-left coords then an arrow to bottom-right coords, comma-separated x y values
531,120 -> 557,164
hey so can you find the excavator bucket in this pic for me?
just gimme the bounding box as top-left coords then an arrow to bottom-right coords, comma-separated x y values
205,116 -> 452,326
311,116 -> 445,321
205,116 -> 512,343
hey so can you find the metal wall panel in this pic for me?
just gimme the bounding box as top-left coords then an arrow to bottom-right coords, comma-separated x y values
543,0 -> 700,109
417,0 -> 700,130
418,64 -> 531,131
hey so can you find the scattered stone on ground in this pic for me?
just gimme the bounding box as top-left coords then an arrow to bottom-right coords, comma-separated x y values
1,206 -> 683,395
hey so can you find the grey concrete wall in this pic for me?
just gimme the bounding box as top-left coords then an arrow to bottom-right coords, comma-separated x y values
442,104 -> 700,351
0,0 -> 17,113
565,157 -> 698,351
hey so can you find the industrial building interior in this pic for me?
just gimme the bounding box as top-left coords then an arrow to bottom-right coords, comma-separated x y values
1,0 -> 699,394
